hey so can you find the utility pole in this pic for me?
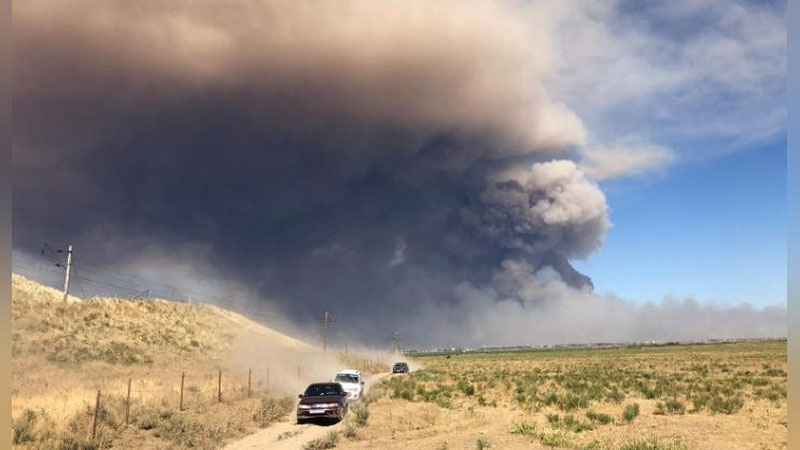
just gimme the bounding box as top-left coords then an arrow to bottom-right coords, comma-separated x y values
319,311 -> 336,353
62,244 -> 73,302
390,331 -> 403,354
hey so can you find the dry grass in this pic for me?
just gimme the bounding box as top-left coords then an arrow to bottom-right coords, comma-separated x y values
338,341 -> 786,449
9,274 -> 328,449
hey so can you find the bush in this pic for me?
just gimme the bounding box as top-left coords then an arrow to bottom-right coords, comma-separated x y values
690,393 -> 710,412
352,404 -> 370,427
622,403 -> 640,423
619,436 -> 687,450
508,421 -> 538,435
13,409 -> 38,444
560,414 -> 593,432
655,399 -> 685,415
303,431 -> 339,450
254,396 -> 294,427
709,396 -> 744,414
476,437 -> 491,449
585,410 -> 614,425
539,431 -> 570,447
559,393 -> 589,411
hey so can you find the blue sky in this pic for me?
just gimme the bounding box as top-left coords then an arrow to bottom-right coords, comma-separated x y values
575,138 -> 786,307
553,0 -> 787,309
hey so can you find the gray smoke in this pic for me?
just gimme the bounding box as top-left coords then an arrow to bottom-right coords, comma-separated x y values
12,0 -> 785,346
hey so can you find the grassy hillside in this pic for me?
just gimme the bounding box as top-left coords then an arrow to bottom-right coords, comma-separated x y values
11,274 -> 310,366
9,274 -> 346,449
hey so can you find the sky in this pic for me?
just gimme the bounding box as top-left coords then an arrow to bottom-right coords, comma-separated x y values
11,0 -> 787,347
576,138 -> 787,307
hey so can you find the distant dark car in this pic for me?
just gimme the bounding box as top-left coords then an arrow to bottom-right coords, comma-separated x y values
392,362 -> 409,374
297,382 -> 349,424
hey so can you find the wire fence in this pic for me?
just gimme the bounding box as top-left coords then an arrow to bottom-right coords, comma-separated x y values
81,367 -> 271,440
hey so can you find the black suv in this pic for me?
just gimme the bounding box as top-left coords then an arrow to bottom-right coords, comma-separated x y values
392,362 -> 409,374
297,382 -> 349,424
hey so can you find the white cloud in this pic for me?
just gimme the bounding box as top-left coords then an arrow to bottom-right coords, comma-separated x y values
542,0 -> 785,160
578,140 -> 675,180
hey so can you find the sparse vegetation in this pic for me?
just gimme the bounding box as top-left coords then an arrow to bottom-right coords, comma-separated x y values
509,420 -> 538,435
585,410 -> 613,425
476,437 -> 491,449
10,275 -> 319,449
367,340 -> 785,449
654,398 -> 685,415
343,423 -> 357,439
253,396 -> 294,427
303,431 -> 339,450
352,403 -> 370,427
12,275 -> 787,449
619,436 -> 687,450
622,403 -> 641,423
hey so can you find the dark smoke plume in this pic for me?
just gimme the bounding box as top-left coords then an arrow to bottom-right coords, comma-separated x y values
12,0 -> 784,346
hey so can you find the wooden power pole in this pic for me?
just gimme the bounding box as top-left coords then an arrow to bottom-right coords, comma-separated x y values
390,331 -> 403,353
62,244 -> 73,302
319,311 -> 336,353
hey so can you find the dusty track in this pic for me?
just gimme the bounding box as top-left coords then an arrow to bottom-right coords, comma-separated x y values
225,372 -> 390,450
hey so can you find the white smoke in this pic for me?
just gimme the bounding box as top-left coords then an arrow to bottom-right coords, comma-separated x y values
413,259 -> 786,347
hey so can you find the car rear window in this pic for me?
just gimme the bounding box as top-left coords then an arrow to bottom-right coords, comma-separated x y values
335,374 -> 359,383
304,384 -> 342,396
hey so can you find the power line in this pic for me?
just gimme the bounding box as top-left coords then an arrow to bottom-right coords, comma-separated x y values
12,247 -> 231,305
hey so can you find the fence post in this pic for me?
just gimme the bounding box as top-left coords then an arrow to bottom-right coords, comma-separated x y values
218,369 -> 222,403
248,369 -> 252,397
125,378 -> 131,425
92,390 -> 101,440
180,372 -> 185,411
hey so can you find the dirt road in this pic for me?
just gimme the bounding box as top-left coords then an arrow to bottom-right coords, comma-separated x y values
225,372 -> 390,450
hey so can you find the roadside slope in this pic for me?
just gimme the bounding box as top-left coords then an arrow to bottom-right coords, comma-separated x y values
10,274 -> 330,449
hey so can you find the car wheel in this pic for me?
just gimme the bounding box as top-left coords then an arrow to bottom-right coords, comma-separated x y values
296,418 -> 305,425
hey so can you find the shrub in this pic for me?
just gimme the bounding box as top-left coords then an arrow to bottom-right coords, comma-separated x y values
690,393 -> 710,412
303,431 -> 339,450
607,389 -> 625,403
709,396 -> 744,414
622,403 -> 640,423
509,421 -> 538,435
560,393 -> 589,411
254,397 -> 294,427
476,437 -> 491,449
543,391 -> 559,406
13,409 -> 38,444
353,404 -> 370,427
585,410 -> 614,425
619,436 -> 687,450
561,414 -> 593,432
539,431 -> 570,447
655,399 -> 685,415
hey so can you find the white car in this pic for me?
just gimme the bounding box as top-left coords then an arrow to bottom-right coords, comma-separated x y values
333,369 -> 364,400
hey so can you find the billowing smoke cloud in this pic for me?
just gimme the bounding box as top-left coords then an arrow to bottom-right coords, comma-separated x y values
411,260 -> 786,347
12,0 -> 785,347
